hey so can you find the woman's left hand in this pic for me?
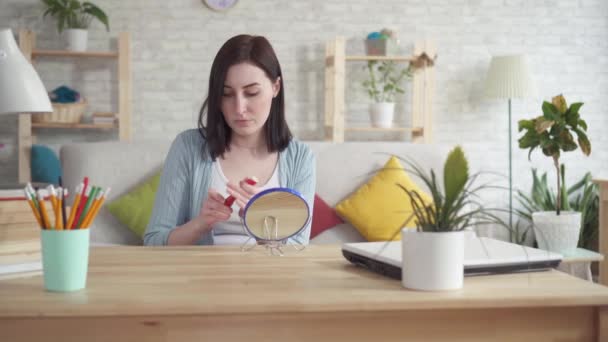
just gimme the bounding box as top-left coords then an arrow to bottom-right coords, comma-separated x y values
226,177 -> 260,216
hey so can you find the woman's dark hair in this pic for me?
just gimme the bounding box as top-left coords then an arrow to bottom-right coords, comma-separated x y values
198,34 -> 292,160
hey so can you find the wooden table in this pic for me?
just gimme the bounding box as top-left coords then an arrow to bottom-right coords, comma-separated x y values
1,245 -> 608,342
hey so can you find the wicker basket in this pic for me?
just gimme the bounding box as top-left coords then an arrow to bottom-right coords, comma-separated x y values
32,99 -> 87,124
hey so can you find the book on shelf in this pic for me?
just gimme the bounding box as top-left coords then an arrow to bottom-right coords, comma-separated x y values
0,184 -> 51,201
0,204 -> 43,280
92,112 -> 117,124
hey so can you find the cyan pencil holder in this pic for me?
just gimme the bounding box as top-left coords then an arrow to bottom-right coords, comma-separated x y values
40,229 -> 90,292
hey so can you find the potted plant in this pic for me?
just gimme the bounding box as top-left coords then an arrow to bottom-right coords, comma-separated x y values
518,94 -> 591,253
397,146 -> 500,291
517,166 -> 599,251
362,61 -> 412,128
41,0 -> 110,51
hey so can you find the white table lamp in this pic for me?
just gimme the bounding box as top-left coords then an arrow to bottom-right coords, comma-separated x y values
0,28 -> 52,114
484,55 -> 538,233
0,28 -> 52,185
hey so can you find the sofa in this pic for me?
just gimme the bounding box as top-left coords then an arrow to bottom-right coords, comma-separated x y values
60,140 -> 450,245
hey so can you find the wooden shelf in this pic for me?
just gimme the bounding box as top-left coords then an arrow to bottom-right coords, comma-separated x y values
345,126 -> 423,134
324,37 -> 435,143
32,50 -> 118,58
345,55 -> 415,62
346,126 -> 409,132
31,122 -> 118,130
17,30 -> 132,183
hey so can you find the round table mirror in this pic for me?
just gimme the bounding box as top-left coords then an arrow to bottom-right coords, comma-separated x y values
241,187 -> 310,254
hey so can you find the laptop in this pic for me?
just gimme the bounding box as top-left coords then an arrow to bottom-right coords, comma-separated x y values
342,236 -> 562,280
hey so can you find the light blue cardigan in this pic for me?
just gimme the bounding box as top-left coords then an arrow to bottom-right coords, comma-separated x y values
143,129 -> 316,246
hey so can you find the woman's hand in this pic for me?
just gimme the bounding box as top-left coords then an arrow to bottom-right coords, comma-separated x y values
197,189 -> 233,232
226,177 -> 260,216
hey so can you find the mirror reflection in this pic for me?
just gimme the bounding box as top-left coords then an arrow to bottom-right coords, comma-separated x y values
242,188 -> 310,244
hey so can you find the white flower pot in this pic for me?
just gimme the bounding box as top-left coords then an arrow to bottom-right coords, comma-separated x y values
369,102 -> 395,128
64,29 -> 88,52
532,211 -> 581,254
401,229 -> 465,291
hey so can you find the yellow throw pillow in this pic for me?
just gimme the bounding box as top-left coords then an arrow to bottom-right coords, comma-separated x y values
335,156 -> 432,241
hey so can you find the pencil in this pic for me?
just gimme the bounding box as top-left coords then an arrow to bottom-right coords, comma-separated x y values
70,176 -> 89,229
77,186 -> 100,228
48,185 -> 58,226
81,189 -> 103,228
51,186 -> 61,230
83,188 -> 111,228
26,183 -> 40,211
66,183 -> 83,229
56,188 -> 64,230
62,188 -> 69,229
73,186 -> 94,229
26,183 -> 36,201
24,189 -> 43,228
59,176 -> 68,229
37,191 -> 51,229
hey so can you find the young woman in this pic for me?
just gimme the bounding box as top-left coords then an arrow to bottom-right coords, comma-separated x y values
144,35 -> 315,246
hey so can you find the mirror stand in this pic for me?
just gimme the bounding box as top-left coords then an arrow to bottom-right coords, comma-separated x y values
239,215 -> 306,256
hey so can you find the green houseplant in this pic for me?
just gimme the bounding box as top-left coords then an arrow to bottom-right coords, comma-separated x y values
518,94 -> 592,253
362,61 -> 412,103
41,0 -> 110,51
361,61 -> 413,128
395,146 -> 502,291
398,146 -> 495,233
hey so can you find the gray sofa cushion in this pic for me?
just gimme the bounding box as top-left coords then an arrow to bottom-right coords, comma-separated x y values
310,223 -> 365,244
61,140 -> 449,245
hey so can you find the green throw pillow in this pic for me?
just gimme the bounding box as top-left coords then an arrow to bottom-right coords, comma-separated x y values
106,171 -> 161,238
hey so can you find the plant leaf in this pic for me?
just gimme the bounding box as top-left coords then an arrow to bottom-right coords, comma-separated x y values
518,130 -> 539,149
82,3 -> 109,31
574,128 -> 592,156
518,119 -> 534,132
542,101 -> 558,120
535,117 -> 554,133
569,102 -> 583,115
552,94 -> 568,114
443,146 -> 468,212
558,130 -> 578,152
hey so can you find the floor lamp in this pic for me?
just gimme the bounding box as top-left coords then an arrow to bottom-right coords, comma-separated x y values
0,28 -> 52,183
484,55 -> 537,234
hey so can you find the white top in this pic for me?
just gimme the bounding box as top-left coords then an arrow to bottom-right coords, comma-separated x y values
210,159 -> 280,245
560,248 -> 604,263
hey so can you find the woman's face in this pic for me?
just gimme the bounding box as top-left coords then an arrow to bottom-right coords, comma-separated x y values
221,62 -> 280,139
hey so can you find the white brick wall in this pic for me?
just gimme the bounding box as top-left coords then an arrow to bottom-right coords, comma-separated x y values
2,0 -> 607,237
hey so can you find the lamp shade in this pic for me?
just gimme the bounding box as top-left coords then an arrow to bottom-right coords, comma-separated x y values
484,55 -> 537,99
0,28 -> 52,114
